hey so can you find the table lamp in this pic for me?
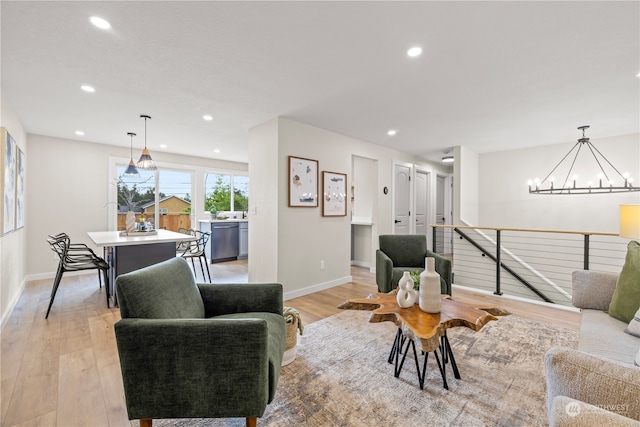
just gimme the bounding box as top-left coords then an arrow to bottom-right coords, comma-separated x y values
619,204 -> 640,240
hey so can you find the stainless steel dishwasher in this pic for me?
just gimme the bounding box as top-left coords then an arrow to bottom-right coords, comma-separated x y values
211,222 -> 240,262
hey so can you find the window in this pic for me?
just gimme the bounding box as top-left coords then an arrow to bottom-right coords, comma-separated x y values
204,173 -> 248,216
115,166 -> 192,231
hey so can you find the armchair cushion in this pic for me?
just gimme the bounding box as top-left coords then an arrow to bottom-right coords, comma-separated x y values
376,234 -> 452,295
545,346 -> 640,422
549,396 -> 640,427
116,257 -> 205,319
608,241 -> 640,323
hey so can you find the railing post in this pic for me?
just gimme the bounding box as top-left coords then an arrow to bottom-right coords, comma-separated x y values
495,229 -> 503,295
432,226 -> 437,253
583,234 -> 590,270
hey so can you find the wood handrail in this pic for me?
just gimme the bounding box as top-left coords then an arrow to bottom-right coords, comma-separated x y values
429,224 -> 618,237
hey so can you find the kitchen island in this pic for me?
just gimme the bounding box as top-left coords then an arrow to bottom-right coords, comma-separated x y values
88,229 -> 195,305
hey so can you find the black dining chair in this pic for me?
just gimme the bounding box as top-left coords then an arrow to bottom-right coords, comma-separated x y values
45,233 -> 110,318
178,230 -> 212,283
176,227 -> 195,252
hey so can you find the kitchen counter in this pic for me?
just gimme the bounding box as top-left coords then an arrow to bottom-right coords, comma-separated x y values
87,229 -> 195,306
198,219 -> 249,223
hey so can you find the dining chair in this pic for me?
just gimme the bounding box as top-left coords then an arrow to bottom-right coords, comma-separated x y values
178,230 -> 212,283
45,233 -> 110,318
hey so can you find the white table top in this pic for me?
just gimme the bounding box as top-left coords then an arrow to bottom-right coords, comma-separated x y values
87,229 -> 195,247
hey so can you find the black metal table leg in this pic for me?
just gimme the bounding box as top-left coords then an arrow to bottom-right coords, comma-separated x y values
443,331 -> 461,379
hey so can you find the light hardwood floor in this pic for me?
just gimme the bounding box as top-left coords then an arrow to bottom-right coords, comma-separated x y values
1,261 -> 579,427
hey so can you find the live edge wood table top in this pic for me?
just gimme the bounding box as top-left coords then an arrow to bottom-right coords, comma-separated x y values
338,293 -> 503,353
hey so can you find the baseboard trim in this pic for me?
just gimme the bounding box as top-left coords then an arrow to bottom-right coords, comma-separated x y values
284,276 -> 352,301
451,284 -> 580,313
1,276 -> 27,332
350,260 -> 371,268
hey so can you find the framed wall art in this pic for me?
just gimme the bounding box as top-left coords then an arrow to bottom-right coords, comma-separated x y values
15,146 -> 25,229
2,127 -> 16,235
322,171 -> 347,217
288,156 -> 318,207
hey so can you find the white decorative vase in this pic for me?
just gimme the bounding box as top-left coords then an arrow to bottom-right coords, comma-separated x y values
396,271 -> 417,308
419,257 -> 441,313
125,211 -> 136,233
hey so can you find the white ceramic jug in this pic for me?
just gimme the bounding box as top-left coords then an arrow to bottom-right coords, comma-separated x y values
396,271 -> 417,308
419,257 -> 441,313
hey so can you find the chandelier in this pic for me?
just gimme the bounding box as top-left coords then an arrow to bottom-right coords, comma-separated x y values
528,125 -> 638,195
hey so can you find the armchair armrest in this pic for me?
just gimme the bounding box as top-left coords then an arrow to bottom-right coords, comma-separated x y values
572,270 -> 619,310
376,250 -> 394,293
197,283 -> 283,317
550,396 -> 640,427
427,250 -> 452,295
545,346 -> 640,422
115,318 -> 270,420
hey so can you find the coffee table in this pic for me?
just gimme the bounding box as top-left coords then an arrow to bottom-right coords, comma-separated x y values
339,293 -> 503,389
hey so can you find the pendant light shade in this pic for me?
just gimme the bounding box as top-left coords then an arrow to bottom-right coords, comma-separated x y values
137,114 -> 156,170
123,132 -> 140,177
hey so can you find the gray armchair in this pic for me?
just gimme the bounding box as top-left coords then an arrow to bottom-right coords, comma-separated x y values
114,257 -> 285,427
376,234 -> 452,294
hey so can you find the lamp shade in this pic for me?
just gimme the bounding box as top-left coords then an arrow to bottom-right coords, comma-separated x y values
619,204 -> 640,238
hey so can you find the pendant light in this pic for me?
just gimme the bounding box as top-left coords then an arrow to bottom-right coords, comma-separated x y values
528,125 -> 638,195
136,114 -> 156,170
123,132 -> 140,177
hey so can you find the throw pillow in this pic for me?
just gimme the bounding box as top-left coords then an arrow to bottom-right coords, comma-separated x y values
608,240 -> 640,323
626,307 -> 640,337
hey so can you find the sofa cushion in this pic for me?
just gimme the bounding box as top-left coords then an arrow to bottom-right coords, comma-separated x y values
608,241 -> 640,323
578,309 -> 640,365
627,307 -> 640,338
636,347 -> 640,367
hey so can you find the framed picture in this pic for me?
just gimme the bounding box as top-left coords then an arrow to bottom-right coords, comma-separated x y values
288,156 -> 318,207
15,147 -> 25,229
2,128 -> 16,235
322,171 -> 347,217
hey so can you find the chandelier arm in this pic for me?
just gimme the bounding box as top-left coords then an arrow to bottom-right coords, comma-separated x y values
559,143 -> 584,192
538,142 -> 580,185
586,142 -> 627,181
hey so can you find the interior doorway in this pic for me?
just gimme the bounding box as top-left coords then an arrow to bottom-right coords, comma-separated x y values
414,170 -> 429,238
393,162 -> 411,234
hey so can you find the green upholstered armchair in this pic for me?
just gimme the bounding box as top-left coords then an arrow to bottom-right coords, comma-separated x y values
114,257 -> 285,427
376,234 -> 452,295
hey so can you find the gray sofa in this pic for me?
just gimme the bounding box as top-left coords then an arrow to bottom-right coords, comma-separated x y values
545,270 -> 640,426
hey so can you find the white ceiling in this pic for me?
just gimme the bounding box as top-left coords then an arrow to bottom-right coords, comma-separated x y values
2,1 -> 638,164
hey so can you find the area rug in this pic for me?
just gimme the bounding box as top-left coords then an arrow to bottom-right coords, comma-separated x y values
153,310 -> 577,427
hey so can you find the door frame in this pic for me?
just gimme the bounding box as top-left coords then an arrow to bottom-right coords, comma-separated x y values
392,160 -> 414,234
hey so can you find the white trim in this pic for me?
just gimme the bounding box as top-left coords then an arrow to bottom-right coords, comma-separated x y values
283,276 -> 352,300
451,283 -> 580,313
0,276 -> 27,332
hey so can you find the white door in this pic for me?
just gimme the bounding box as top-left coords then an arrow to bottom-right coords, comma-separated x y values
394,164 -> 411,234
415,171 -> 429,238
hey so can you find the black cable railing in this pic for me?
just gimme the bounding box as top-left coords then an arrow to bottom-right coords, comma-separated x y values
431,224 -> 625,306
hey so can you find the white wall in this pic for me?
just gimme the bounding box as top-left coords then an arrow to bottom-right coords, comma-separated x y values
0,90 -> 28,327
455,145 -> 479,225
478,133 -> 640,231
26,134 -> 247,278
247,118 -> 280,283
248,117 -> 450,298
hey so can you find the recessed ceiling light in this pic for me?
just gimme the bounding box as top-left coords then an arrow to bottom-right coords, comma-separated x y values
213,149 -> 221,153
407,47 -> 422,57
90,16 -> 111,29
203,115 -> 213,121
637,72 -> 640,77
81,85 -> 95,93
442,156 -> 454,163
160,144 -> 167,149
75,130 -> 85,136
387,130 -> 397,136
